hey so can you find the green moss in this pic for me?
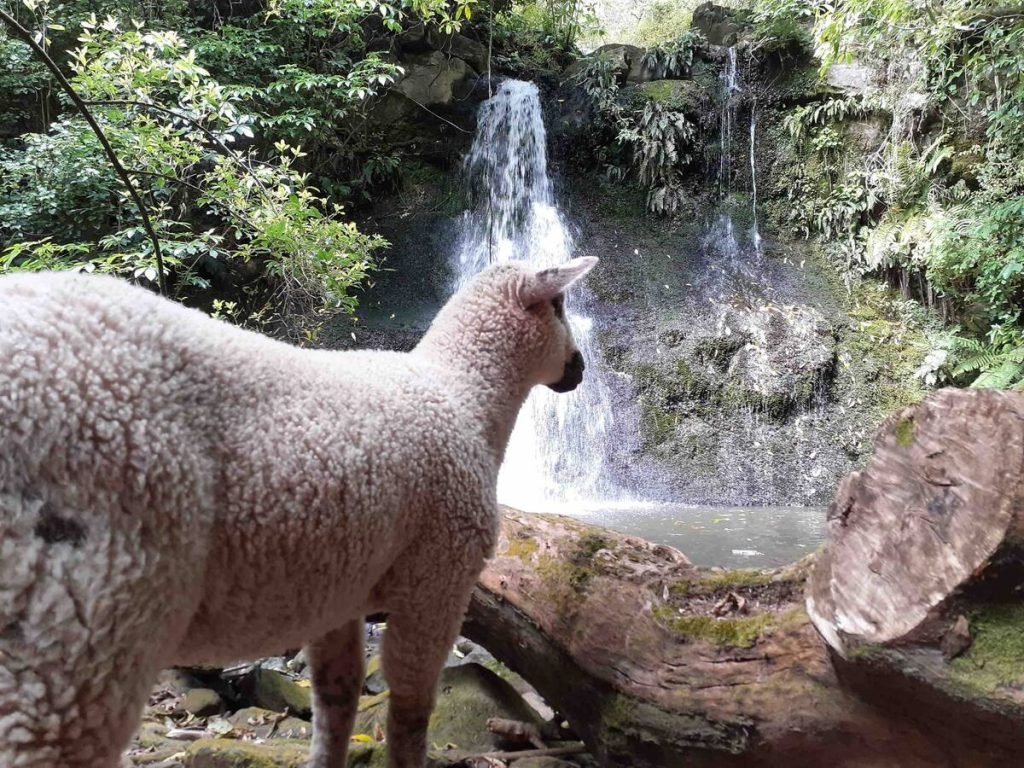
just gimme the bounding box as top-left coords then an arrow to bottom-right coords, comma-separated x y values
949,604 -> 1024,695
671,569 -> 777,598
894,417 -> 915,447
347,742 -> 389,768
504,535 -> 538,561
837,276 -> 932,420
535,533 -> 610,601
398,159 -> 464,216
185,739 -> 309,768
482,657 -> 516,682
574,532 -> 611,561
635,80 -> 703,113
246,668 -> 312,718
593,175 -> 647,221
653,605 -> 774,647
642,402 -> 679,446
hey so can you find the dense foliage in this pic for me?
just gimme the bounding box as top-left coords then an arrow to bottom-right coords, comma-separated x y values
757,0 -> 1024,388
572,30 -> 703,215
0,0 -> 474,335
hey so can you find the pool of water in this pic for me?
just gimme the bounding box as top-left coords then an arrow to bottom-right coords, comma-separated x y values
560,503 -> 826,568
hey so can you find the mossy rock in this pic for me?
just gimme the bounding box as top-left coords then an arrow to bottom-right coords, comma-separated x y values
238,668 -> 312,719
949,603 -> 1024,696
355,663 -> 544,752
652,606 -> 775,647
227,707 -> 312,739
364,654 -> 388,695
346,742 -> 388,768
636,79 -> 705,113
178,687 -> 225,718
184,738 -> 309,768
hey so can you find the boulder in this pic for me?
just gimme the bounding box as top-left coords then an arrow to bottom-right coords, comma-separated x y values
715,303 -> 835,417
354,663 -> 545,752
227,707 -> 312,739
183,739 -> 307,768
236,668 -> 312,719
363,654 -> 388,695
565,44 -> 657,85
399,23 -> 488,72
431,32 -> 487,73
691,2 -> 749,47
157,668 -> 207,695
396,50 -> 478,108
826,62 -> 874,95
175,688 -> 224,718
370,50 -> 480,129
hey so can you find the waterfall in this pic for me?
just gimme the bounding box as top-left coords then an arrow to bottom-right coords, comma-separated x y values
451,80 -> 619,510
750,107 -> 763,257
719,47 -> 739,196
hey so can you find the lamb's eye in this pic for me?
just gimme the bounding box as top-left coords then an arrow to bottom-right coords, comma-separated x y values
551,294 -> 565,320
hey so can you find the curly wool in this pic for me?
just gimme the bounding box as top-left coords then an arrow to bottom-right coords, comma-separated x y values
0,257 -> 595,768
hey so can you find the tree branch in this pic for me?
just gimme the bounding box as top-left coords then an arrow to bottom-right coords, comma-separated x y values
85,98 -> 275,195
0,8 -> 168,295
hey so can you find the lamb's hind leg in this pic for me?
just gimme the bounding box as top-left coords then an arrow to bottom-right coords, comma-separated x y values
0,490 -> 196,768
307,619 -> 365,768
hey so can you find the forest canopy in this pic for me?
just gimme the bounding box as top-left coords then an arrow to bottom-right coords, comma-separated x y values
1,0 -> 1023,389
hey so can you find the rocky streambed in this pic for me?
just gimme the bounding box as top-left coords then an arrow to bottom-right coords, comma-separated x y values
126,626 -> 586,768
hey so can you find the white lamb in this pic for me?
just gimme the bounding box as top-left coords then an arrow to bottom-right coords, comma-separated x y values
0,255 -> 598,768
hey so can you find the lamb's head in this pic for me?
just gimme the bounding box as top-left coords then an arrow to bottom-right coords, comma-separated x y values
443,256 -> 595,394
418,257 -> 599,394
510,257 -> 599,393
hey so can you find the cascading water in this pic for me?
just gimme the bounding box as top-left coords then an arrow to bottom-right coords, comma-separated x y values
452,80 -> 620,510
750,106 -> 763,257
719,46 -> 739,197
702,48 -> 766,306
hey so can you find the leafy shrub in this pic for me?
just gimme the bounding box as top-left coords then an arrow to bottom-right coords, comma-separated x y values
1,14 -> 386,330
640,29 -> 704,79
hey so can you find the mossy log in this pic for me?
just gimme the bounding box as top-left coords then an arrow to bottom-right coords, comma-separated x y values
466,497 -> 1024,765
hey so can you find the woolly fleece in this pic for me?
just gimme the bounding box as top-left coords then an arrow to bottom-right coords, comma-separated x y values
0,257 -> 596,768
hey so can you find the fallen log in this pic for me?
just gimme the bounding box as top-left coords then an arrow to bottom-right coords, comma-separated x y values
465,389 -> 1024,767
463,513 -> 955,766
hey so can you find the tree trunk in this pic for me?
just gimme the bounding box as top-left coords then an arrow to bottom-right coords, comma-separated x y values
466,394 -> 1024,768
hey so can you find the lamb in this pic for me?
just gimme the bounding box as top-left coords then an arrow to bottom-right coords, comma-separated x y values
0,255 -> 598,768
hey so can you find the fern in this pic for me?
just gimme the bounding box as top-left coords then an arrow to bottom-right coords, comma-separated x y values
946,335 -> 1024,389
640,30 -> 704,79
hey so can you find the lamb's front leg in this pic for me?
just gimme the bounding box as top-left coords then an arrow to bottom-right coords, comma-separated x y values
306,619 -> 365,768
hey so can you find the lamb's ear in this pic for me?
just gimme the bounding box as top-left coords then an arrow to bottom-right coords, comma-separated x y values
518,257 -> 599,308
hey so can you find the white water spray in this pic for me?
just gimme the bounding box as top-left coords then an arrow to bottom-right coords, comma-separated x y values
749,107 -> 763,257
719,47 -> 739,196
452,80 -> 619,510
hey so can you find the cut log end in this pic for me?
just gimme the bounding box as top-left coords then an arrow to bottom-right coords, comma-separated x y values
807,387 -> 1024,650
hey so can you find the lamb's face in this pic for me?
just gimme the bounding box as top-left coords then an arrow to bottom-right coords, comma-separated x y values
531,291 -> 585,393
513,258 -> 598,393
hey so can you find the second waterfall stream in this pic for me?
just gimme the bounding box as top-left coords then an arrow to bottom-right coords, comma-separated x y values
450,79 -> 619,510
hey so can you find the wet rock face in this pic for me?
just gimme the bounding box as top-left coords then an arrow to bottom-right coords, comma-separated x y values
691,2 -> 751,47
715,304 -> 836,417
592,246 -> 848,507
